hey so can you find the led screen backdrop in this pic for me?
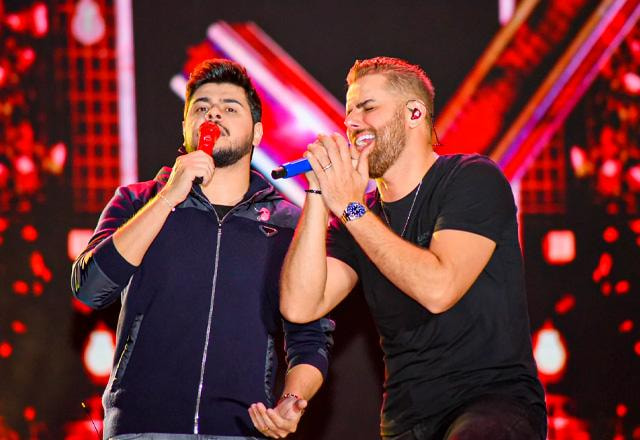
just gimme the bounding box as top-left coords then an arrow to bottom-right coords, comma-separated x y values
0,0 -> 639,438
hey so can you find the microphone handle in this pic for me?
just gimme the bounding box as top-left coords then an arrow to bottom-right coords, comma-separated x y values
271,158 -> 313,179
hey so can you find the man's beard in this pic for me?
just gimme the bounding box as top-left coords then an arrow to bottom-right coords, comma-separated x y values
212,138 -> 253,168
190,128 -> 253,168
367,106 -> 407,178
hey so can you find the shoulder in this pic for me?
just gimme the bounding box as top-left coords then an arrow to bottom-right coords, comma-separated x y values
435,154 -> 509,189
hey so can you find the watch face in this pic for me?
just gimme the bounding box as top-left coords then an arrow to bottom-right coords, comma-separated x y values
345,202 -> 366,220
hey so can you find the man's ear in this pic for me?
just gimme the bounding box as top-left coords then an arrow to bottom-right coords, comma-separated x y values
406,99 -> 428,128
252,122 -> 264,146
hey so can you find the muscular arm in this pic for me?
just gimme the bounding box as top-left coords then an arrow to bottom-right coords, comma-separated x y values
280,192 -> 358,323
344,213 -> 495,313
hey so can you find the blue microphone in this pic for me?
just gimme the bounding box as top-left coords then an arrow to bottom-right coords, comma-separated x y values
271,158 -> 312,179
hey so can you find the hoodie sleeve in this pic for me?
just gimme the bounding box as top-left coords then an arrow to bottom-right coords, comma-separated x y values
70,183 -> 153,309
283,317 -> 335,380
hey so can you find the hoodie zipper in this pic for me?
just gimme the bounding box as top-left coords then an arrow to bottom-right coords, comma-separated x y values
192,202 -> 248,434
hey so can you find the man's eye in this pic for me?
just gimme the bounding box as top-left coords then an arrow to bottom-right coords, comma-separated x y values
196,107 -> 208,113
225,107 -> 237,113
363,107 -> 374,112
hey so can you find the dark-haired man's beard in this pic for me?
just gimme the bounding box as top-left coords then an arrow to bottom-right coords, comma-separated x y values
367,107 -> 407,178
210,131 -> 254,168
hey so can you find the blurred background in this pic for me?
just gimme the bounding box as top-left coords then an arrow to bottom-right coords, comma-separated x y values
0,0 -> 639,438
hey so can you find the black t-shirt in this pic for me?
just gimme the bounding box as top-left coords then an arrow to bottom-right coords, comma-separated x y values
327,154 -> 545,436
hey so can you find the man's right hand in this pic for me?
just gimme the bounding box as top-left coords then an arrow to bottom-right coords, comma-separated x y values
160,150 -> 215,206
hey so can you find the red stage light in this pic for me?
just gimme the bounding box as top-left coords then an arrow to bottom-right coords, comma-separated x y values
555,294 -> 576,315
0,217 -> 9,232
4,3 -> 48,37
603,226 -> 619,243
616,403 -> 628,418
67,229 -> 94,260
0,342 -> 13,358
542,230 -> 576,265
12,280 -> 29,295
15,155 -> 35,175
601,282 -> 612,296
23,406 -> 36,422
11,321 -> 27,334
82,323 -> 115,385
615,280 -> 630,295
623,72 -> 640,94
533,321 -> 568,384
619,320 -> 633,333
635,341 -> 640,356
21,224 -> 38,241
570,146 -> 590,177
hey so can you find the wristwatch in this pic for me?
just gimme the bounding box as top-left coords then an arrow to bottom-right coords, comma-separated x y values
341,202 -> 367,223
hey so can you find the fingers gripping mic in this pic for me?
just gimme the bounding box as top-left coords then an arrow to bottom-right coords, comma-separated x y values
194,121 -> 221,184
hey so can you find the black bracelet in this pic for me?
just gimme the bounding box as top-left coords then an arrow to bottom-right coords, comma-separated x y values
305,189 -> 322,194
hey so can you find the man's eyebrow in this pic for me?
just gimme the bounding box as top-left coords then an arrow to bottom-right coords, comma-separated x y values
221,98 -> 244,106
347,98 -> 376,113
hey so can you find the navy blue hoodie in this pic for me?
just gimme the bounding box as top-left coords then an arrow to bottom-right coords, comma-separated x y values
71,167 -> 334,438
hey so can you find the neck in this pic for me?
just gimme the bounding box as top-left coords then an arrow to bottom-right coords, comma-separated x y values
377,142 -> 437,202
200,159 -> 251,206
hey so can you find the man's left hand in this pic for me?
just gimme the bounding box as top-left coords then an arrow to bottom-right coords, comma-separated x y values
305,132 -> 371,217
248,396 -> 307,438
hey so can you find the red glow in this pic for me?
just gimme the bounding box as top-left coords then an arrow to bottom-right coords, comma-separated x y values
17,47 -> 36,72
83,323 -> 116,385
11,321 -> 27,334
533,321 -> 568,384
597,253 -> 613,278
72,298 -> 93,315
635,341 -> 640,356
68,229 -> 94,261
30,251 -> 51,282
616,403 -> 628,418
606,202 -> 619,215
555,294 -> 576,315
630,219 -> 640,234
32,281 -> 43,296
15,155 -> 35,174
570,146 -> 589,176
627,165 -> 640,190
623,72 -> 640,94
543,230 -> 576,265
21,225 -> 38,241
619,320 -> 633,333
23,406 -> 36,422
0,217 -> 9,232
601,282 -> 612,296
12,280 -> 29,295
0,342 -> 13,358
615,280 -> 630,295
603,226 -> 619,243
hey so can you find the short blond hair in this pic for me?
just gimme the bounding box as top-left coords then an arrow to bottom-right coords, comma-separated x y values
346,57 -> 435,117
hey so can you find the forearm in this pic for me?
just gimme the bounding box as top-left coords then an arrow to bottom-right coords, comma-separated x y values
112,192 -> 175,266
281,364 -> 323,401
280,195 -> 330,322
345,212 -> 453,313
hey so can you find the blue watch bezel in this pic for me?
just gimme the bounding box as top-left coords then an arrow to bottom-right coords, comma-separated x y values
342,202 -> 367,223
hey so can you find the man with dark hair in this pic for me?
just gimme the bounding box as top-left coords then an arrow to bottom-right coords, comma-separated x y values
281,56 -> 546,439
72,58 -> 333,440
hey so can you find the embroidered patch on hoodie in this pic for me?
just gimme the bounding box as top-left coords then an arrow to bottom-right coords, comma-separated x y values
259,225 -> 278,237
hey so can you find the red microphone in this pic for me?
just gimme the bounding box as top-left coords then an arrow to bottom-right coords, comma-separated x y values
194,121 -> 221,184
197,121 -> 221,156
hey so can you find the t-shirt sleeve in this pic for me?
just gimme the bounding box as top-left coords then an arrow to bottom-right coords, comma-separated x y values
326,216 -> 358,272
434,156 -> 516,243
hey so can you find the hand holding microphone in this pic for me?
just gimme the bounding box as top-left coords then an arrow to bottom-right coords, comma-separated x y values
194,121 -> 221,184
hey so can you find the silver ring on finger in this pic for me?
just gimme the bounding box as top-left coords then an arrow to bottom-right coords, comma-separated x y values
322,162 -> 333,171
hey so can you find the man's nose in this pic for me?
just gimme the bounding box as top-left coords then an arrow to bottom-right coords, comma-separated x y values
206,107 -> 222,120
344,112 -> 362,130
